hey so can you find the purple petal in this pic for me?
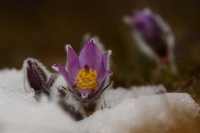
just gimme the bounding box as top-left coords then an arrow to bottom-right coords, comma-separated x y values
96,51 -> 109,78
102,51 -> 109,70
53,64 -> 74,88
66,46 -> 80,80
97,70 -> 112,86
133,10 -> 162,40
93,70 -> 112,98
79,40 -> 102,70
90,70 -> 112,99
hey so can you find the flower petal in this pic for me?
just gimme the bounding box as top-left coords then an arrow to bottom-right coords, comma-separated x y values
53,64 -> 74,88
96,51 -> 109,78
133,10 -> 162,40
97,70 -> 112,86
87,70 -> 112,98
102,51 -> 109,69
66,45 -> 80,80
79,40 -> 102,70
89,70 -> 112,99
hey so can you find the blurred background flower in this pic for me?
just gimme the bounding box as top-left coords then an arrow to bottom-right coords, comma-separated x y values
0,0 -> 200,98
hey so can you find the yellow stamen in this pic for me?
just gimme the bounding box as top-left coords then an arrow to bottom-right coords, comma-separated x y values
76,67 -> 98,90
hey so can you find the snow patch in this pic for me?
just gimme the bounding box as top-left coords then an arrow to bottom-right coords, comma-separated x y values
0,69 -> 199,133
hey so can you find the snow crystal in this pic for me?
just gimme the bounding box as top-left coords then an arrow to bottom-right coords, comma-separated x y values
0,69 -> 199,133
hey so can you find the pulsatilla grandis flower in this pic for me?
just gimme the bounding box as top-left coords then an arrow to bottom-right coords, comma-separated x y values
124,8 -> 177,72
23,58 -> 57,100
54,40 -> 112,103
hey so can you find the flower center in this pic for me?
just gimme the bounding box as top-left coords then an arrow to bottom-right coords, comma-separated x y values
76,67 -> 98,90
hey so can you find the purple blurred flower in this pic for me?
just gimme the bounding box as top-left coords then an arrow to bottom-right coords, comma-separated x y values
124,8 -> 176,72
128,10 -> 163,42
54,40 -> 112,102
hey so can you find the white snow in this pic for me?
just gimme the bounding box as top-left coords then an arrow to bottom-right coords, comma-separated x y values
0,69 -> 199,133
101,85 -> 166,108
80,93 -> 199,133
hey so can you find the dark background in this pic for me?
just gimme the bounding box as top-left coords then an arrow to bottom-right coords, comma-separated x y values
0,0 -> 200,89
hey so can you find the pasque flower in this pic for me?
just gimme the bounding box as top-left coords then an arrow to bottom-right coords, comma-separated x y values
54,40 -> 112,103
124,8 -> 177,72
23,58 -> 57,100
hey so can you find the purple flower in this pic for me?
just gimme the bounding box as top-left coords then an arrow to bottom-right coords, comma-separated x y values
129,10 -> 162,41
124,8 -> 177,72
54,40 -> 112,102
23,58 -> 57,100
